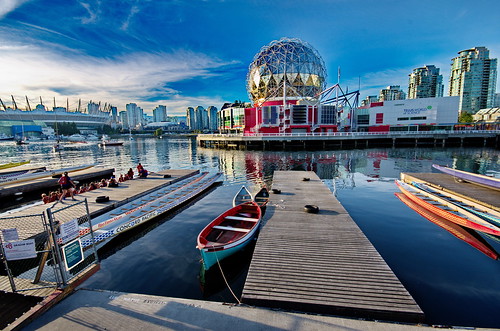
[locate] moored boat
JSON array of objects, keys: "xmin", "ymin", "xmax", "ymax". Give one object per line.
[
  {"xmin": 0, "ymin": 164, "xmax": 94, "ymax": 186},
  {"xmin": 254, "ymin": 186, "xmax": 270, "ymax": 208},
  {"xmin": 395, "ymin": 180, "xmax": 500, "ymax": 236},
  {"xmin": 432, "ymin": 164, "xmax": 500, "ymax": 190},
  {"xmin": 233, "ymin": 186, "xmax": 252, "ymax": 207},
  {"xmin": 197, "ymin": 201, "xmax": 262, "ymax": 271},
  {"xmin": 395, "ymin": 192, "xmax": 498, "ymax": 260},
  {"xmin": 412, "ymin": 181, "xmax": 500, "ymax": 226},
  {"xmin": 0, "ymin": 160, "xmax": 30, "ymax": 170}
]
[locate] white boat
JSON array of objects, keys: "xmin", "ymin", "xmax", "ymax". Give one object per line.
[
  {"xmin": 233, "ymin": 186, "xmax": 253, "ymax": 207},
  {"xmin": 67, "ymin": 134, "xmax": 87, "ymax": 142},
  {"xmin": 0, "ymin": 164, "xmax": 94, "ymax": 186}
]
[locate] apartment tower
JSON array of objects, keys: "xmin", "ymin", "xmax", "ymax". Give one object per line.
[{"xmin": 408, "ymin": 65, "xmax": 444, "ymax": 99}]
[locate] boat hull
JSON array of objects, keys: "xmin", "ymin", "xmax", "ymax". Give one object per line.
[
  {"xmin": 433, "ymin": 164, "xmax": 500, "ymax": 190},
  {"xmin": 199, "ymin": 232, "xmax": 257, "ymax": 270}
]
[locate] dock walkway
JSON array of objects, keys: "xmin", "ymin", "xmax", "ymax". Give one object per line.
[{"xmin": 242, "ymin": 171, "xmax": 424, "ymax": 323}]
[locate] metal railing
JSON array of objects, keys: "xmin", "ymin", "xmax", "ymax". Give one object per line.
[{"xmin": 199, "ymin": 129, "xmax": 500, "ymax": 138}]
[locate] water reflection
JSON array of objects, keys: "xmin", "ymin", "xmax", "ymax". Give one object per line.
[{"xmin": 2, "ymin": 138, "xmax": 500, "ymax": 327}]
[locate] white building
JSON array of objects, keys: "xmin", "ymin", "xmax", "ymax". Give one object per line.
[
  {"xmin": 153, "ymin": 105, "xmax": 167, "ymax": 122},
  {"xmin": 358, "ymin": 96, "xmax": 460, "ymax": 131}
]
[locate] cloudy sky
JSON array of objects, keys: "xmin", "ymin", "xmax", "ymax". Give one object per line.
[{"xmin": 1, "ymin": 0, "xmax": 499, "ymax": 115}]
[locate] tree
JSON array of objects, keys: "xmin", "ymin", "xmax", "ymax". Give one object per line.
[
  {"xmin": 154, "ymin": 128, "xmax": 163, "ymax": 137},
  {"xmin": 458, "ymin": 111, "xmax": 473, "ymax": 123}
]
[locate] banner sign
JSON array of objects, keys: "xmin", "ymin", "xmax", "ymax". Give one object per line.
[
  {"xmin": 3, "ymin": 239, "xmax": 37, "ymax": 261},
  {"xmin": 2, "ymin": 228, "xmax": 19, "ymax": 242}
]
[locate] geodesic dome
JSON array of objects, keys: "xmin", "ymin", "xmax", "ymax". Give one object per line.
[{"xmin": 247, "ymin": 37, "xmax": 327, "ymax": 106}]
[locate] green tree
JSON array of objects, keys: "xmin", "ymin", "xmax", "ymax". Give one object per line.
[
  {"xmin": 458, "ymin": 111, "xmax": 473, "ymax": 123},
  {"xmin": 154, "ymin": 128, "xmax": 163, "ymax": 137}
]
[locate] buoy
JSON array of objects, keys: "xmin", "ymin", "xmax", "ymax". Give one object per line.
[
  {"xmin": 302, "ymin": 177, "xmax": 310, "ymax": 181},
  {"xmin": 96, "ymin": 196, "xmax": 109, "ymax": 203},
  {"xmin": 304, "ymin": 205, "xmax": 319, "ymax": 213}
]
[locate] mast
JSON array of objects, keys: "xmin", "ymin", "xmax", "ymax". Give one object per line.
[
  {"xmin": 26, "ymin": 96, "xmax": 32, "ymax": 111},
  {"xmin": 40, "ymin": 96, "xmax": 43, "ymax": 105},
  {"xmin": 53, "ymin": 97, "xmax": 56, "ymax": 110},
  {"xmin": 78, "ymin": 99, "xmax": 81, "ymax": 112},
  {"xmin": 11, "ymin": 95, "xmax": 18, "ymax": 110},
  {"xmin": 66, "ymin": 98, "xmax": 69, "ymax": 112},
  {"xmin": 0, "ymin": 99, "xmax": 6, "ymax": 111}
]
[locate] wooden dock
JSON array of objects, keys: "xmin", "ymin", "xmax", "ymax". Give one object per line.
[
  {"xmin": 400, "ymin": 172, "xmax": 500, "ymax": 212},
  {"xmin": 0, "ymin": 167, "xmax": 115, "ymax": 201},
  {"xmin": 242, "ymin": 171, "xmax": 424, "ymax": 323}
]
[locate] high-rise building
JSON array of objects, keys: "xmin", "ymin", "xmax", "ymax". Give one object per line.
[
  {"xmin": 408, "ymin": 65, "xmax": 444, "ymax": 99},
  {"xmin": 207, "ymin": 106, "xmax": 218, "ymax": 131},
  {"xmin": 449, "ymin": 46, "xmax": 498, "ymax": 113},
  {"xmin": 126, "ymin": 103, "xmax": 143, "ymax": 128},
  {"xmin": 379, "ymin": 86, "xmax": 406, "ymax": 101},
  {"xmin": 153, "ymin": 105, "xmax": 167, "ymax": 122},
  {"xmin": 186, "ymin": 107, "xmax": 195, "ymax": 130},
  {"xmin": 361, "ymin": 96, "xmax": 378, "ymax": 106}
]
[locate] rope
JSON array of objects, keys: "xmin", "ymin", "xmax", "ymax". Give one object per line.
[{"xmin": 214, "ymin": 250, "xmax": 241, "ymax": 304}]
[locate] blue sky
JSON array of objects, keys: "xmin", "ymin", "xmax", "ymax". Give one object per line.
[{"xmin": 1, "ymin": 0, "xmax": 499, "ymax": 116}]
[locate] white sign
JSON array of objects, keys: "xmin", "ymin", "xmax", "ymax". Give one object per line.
[
  {"xmin": 2, "ymin": 228, "xmax": 19, "ymax": 242},
  {"xmin": 59, "ymin": 218, "xmax": 80, "ymax": 244},
  {"xmin": 2, "ymin": 239, "xmax": 37, "ymax": 261}
]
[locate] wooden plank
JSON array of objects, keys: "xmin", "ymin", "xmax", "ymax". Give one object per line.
[{"xmin": 242, "ymin": 171, "xmax": 424, "ymax": 323}]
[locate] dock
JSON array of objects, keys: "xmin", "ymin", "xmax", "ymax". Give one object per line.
[
  {"xmin": 0, "ymin": 167, "xmax": 115, "ymax": 203},
  {"xmin": 197, "ymin": 131, "xmax": 500, "ymax": 150},
  {"xmin": 400, "ymin": 172, "xmax": 500, "ymax": 212},
  {"xmin": 242, "ymin": 171, "xmax": 424, "ymax": 323}
]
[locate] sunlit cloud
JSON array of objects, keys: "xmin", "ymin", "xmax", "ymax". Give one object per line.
[
  {"xmin": 0, "ymin": 0, "xmax": 30, "ymax": 19},
  {"xmin": 0, "ymin": 45, "xmax": 237, "ymax": 115}
]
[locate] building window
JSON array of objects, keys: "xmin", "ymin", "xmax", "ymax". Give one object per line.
[
  {"xmin": 375, "ymin": 113, "xmax": 384, "ymax": 124},
  {"xmin": 410, "ymin": 116, "xmax": 427, "ymax": 120},
  {"xmin": 357, "ymin": 114, "xmax": 369, "ymax": 125},
  {"xmin": 397, "ymin": 117, "xmax": 409, "ymax": 121},
  {"xmin": 291, "ymin": 105, "xmax": 307, "ymax": 124},
  {"xmin": 262, "ymin": 106, "xmax": 278, "ymax": 125},
  {"xmin": 320, "ymin": 105, "xmax": 336, "ymax": 124}
]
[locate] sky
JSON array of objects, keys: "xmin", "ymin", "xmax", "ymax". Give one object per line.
[{"xmin": 0, "ymin": 0, "xmax": 499, "ymax": 116}]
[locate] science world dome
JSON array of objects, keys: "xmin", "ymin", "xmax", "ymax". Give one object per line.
[{"xmin": 246, "ymin": 37, "xmax": 327, "ymax": 106}]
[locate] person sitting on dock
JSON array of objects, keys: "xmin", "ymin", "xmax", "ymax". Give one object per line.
[
  {"xmin": 139, "ymin": 168, "xmax": 149, "ymax": 178},
  {"xmin": 118, "ymin": 174, "xmax": 125, "ymax": 182},
  {"xmin": 137, "ymin": 163, "xmax": 144, "ymax": 177},
  {"xmin": 58, "ymin": 172, "xmax": 76, "ymax": 202},
  {"xmin": 41, "ymin": 193, "xmax": 50, "ymax": 204},
  {"xmin": 108, "ymin": 176, "xmax": 119, "ymax": 187},
  {"xmin": 49, "ymin": 191, "xmax": 58, "ymax": 202},
  {"xmin": 100, "ymin": 178, "xmax": 108, "ymax": 187},
  {"xmin": 127, "ymin": 168, "xmax": 134, "ymax": 180}
]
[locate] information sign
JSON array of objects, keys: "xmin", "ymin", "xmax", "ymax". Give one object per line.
[
  {"xmin": 62, "ymin": 238, "xmax": 84, "ymax": 271},
  {"xmin": 2, "ymin": 239, "xmax": 36, "ymax": 261}
]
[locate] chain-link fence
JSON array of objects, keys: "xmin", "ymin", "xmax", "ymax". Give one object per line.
[
  {"xmin": 0, "ymin": 199, "xmax": 98, "ymax": 293},
  {"xmin": 0, "ymin": 213, "xmax": 59, "ymax": 293},
  {"xmin": 46, "ymin": 199, "xmax": 98, "ymax": 285}
]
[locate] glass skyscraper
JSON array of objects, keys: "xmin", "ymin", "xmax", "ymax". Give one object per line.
[
  {"xmin": 408, "ymin": 65, "xmax": 444, "ymax": 99},
  {"xmin": 449, "ymin": 47, "xmax": 497, "ymax": 113}
]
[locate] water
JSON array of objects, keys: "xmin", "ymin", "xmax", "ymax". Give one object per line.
[{"xmin": 2, "ymin": 137, "xmax": 500, "ymax": 327}]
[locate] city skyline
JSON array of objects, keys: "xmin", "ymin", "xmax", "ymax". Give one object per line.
[{"xmin": 1, "ymin": 0, "xmax": 499, "ymax": 116}]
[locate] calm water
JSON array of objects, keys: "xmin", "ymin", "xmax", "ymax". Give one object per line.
[{"xmin": 2, "ymin": 137, "xmax": 500, "ymax": 327}]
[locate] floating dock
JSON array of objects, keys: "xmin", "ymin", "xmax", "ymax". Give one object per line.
[
  {"xmin": 400, "ymin": 172, "xmax": 500, "ymax": 212},
  {"xmin": 242, "ymin": 171, "xmax": 424, "ymax": 323},
  {"xmin": 0, "ymin": 167, "xmax": 115, "ymax": 204}
]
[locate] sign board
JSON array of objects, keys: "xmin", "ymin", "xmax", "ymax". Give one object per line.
[
  {"xmin": 2, "ymin": 239, "xmax": 36, "ymax": 261},
  {"xmin": 59, "ymin": 218, "xmax": 79, "ymax": 244},
  {"xmin": 62, "ymin": 238, "xmax": 84, "ymax": 271},
  {"xmin": 2, "ymin": 228, "xmax": 19, "ymax": 242}
]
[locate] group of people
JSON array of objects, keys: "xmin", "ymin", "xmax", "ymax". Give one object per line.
[
  {"xmin": 41, "ymin": 172, "xmax": 120, "ymax": 204},
  {"xmin": 42, "ymin": 163, "xmax": 149, "ymax": 204}
]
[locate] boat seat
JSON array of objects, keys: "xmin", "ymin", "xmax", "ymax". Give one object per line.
[
  {"xmin": 225, "ymin": 216, "xmax": 259, "ymax": 222},
  {"xmin": 212, "ymin": 225, "xmax": 250, "ymax": 233}
]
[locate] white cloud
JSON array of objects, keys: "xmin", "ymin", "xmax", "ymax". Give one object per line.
[
  {"xmin": 0, "ymin": 44, "xmax": 234, "ymax": 115},
  {"xmin": 0, "ymin": 0, "xmax": 30, "ymax": 19}
]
